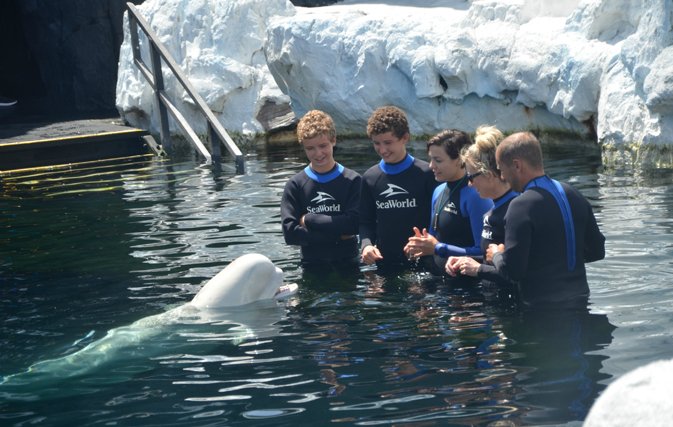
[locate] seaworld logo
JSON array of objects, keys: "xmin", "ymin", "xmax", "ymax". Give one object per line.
[
  {"xmin": 311, "ymin": 192, "xmax": 336, "ymax": 204},
  {"xmin": 482, "ymin": 215, "xmax": 492, "ymax": 239},
  {"xmin": 376, "ymin": 198, "xmax": 417, "ymax": 209},
  {"xmin": 443, "ymin": 201, "xmax": 457, "ymax": 214},
  {"xmin": 307, "ymin": 204, "xmax": 341, "ymax": 213},
  {"xmin": 380, "ymin": 184, "xmax": 409, "ymax": 198}
]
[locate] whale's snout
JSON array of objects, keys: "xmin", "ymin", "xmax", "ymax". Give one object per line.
[{"xmin": 190, "ymin": 254, "xmax": 297, "ymax": 308}]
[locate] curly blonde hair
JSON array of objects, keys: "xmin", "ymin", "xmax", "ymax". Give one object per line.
[
  {"xmin": 366, "ymin": 106, "xmax": 409, "ymax": 139},
  {"xmin": 297, "ymin": 110, "xmax": 336, "ymax": 143},
  {"xmin": 460, "ymin": 125, "xmax": 504, "ymax": 176}
]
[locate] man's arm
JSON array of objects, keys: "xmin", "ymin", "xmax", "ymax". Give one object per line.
[
  {"xmin": 358, "ymin": 178, "xmax": 377, "ymax": 249},
  {"xmin": 281, "ymin": 180, "xmax": 340, "ymax": 246},
  {"xmin": 491, "ymin": 199, "xmax": 532, "ymax": 283},
  {"xmin": 583, "ymin": 202, "xmax": 606, "ymax": 263}
]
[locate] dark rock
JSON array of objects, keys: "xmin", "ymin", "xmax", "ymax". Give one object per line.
[
  {"xmin": 256, "ymin": 101, "xmax": 299, "ymax": 133},
  {"xmin": 1, "ymin": 0, "xmax": 143, "ymax": 114},
  {"xmin": 290, "ymin": 0, "xmax": 342, "ymax": 6}
]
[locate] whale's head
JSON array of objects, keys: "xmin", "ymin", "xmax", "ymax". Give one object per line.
[{"xmin": 190, "ymin": 253, "xmax": 296, "ymax": 308}]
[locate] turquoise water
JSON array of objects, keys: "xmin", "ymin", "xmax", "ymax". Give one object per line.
[{"xmin": 1, "ymin": 139, "xmax": 672, "ymax": 426}]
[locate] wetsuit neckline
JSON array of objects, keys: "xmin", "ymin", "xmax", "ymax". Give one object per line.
[
  {"xmin": 379, "ymin": 154, "xmax": 414, "ymax": 175},
  {"xmin": 493, "ymin": 189, "xmax": 518, "ymax": 210},
  {"xmin": 305, "ymin": 163, "xmax": 344, "ymax": 183}
]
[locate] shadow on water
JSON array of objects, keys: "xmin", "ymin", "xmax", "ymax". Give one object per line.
[{"xmin": 1, "ymin": 138, "xmax": 671, "ymax": 427}]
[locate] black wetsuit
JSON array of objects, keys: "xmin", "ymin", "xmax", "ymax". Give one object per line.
[
  {"xmin": 281, "ymin": 163, "xmax": 361, "ymax": 264},
  {"xmin": 428, "ymin": 175, "xmax": 493, "ymax": 275},
  {"xmin": 359, "ymin": 154, "xmax": 438, "ymax": 265},
  {"xmin": 491, "ymin": 176, "xmax": 605, "ymax": 308},
  {"xmin": 476, "ymin": 190, "xmax": 518, "ymax": 287}
]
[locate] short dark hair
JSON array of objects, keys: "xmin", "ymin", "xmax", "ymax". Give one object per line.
[
  {"xmin": 427, "ymin": 129, "xmax": 472, "ymax": 160},
  {"xmin": 367, "ymin": 106, "xmax": 410, "ymax": 139},
  {"xmin": 497, "ymin": 132, "xmax": 544, "ymax": 170}
]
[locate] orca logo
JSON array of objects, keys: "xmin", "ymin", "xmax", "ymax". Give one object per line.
[
  {"xmin": 380, "ymin": 184, "xmax": 409, "ymax": 198},
  {"xmin": 483, "ymin": 215, "xmax": 491, "ymax": 227},
  {"xmin": 311, "ymin": 192, "xmax": 336, "ymax": 204}
]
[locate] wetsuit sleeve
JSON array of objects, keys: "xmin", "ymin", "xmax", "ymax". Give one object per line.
[
  {"xmin": 583, "ymin": 203, "xmax": 606, "ymax": 263},
  {"xmin": 304, "ymin": 175, "xmax": 361, "ymax": 235},
  {"xmin": 281, "ymin": 179, "xmax": 340, "ymax": 246},
  {"xmin": 359, "ymin": 177, "xmax": 377, "ymax": 249},
  {"xmin": 477, "ymin": 263, "xmax": 506, "ymax": 282},
  {"xmin": 491, "ymin": 198, "xmax": 532, "ymax": 283}
]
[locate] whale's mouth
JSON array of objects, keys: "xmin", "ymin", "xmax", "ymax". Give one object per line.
[{"xmin": 274, "ymin": 283, "xmax": 298, "ymax": 300}]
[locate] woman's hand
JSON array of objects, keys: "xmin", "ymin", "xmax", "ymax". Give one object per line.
[
  {"xmin": 486, "ymin": 243, "xmax": 505, "ymax": 263},
  {"xmin": 446, "ymin": 256, "xmax": 461, "ymax": 276},
  {"xmin": 405, "ymin": 227, "xmax": 438, "ymax": 258}
]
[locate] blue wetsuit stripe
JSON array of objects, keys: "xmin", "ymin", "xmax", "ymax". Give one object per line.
[
  {"xmin": 379, "ymin": 154, "xmax": 415, "ymax": 175},
  {"xmin": 525, "ymin": 176, "xmax": 576, "ymax": 271},
  {"xmin": 304, "ymin": 163, "xmax": 345, "ymax": 183}
]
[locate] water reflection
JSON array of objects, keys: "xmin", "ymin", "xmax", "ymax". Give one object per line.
[{"xmin": 0, "ymin": 142, "xmax": 671, "ymax": 427}]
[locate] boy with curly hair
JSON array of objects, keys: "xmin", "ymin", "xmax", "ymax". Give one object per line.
[
  {"xmin": 359, "ymin": 106, "xmax": 438, "ymax": 268},
  {"xmin": 281, "ymin": 110, "xmax": 362, "ymax": 271}
]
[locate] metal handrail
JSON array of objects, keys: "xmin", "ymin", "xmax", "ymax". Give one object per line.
[{"xmin": 126, "ymin": 2, "xmax": 245, "ymax": 174}]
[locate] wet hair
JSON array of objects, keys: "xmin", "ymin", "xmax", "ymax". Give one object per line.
[
  {"xmin": 366, "ymin": 106, "xmax": 410, "ymax": 139},
  {"xmin": 426, "ymin": 129, "xmax": 472, "ymax": 160},
  {"xmin": 460, "ymin": 125, "xmax": 504, "ymax": 176},
  {"xmin": 497, "ymin": 132, "xmax": 544, "ymax": 171},
  {"xmin": 297, "ymin": 110, "xmax": 336, "ymax": 143}
]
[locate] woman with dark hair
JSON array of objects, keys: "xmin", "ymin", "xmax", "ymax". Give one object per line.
[{"xmin": 404, "ymin": 129, "xmax": 492, "ymax": 276}]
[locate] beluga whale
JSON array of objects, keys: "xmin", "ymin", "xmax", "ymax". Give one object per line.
[{"xmin": 0, "ymin": 253, "xmax": 298, "ymax": 399}]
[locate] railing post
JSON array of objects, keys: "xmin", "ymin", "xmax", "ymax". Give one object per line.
[
  {"xmin": 208, "ymin": 122, "xmax": 222, "ymax": 165},
  {"xmin": 126, "ymin": 2, "xmax": 245, "ymax": 173},
  {"xmin": 149, "ymin": 43, "xmax": 172, "ymax": 154}
]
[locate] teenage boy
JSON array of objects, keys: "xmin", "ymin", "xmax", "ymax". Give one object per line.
[
  {"xmin": 359, "ymin": 106, "xmax": 438, "ymax": 267},
  {"xmin": 281, "ymin": 110, "xmax": 362, "ymax": 271}
]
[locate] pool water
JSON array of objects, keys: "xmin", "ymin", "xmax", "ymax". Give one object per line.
[{"xmin": 1, "ymin": 139, "xmax": 672, "ymax": 427}]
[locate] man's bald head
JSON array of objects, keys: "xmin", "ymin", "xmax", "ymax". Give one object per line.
[{"xmin": 496, "ymin": 132, "xmax": 544, "ymax": 172}]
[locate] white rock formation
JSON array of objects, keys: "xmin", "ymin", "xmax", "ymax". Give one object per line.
[
  {"xmin": 265, "ymin": 0, "xmax": 673, "ymax": 166},
  {"xmin": 115, "ymin": 0, "xmax": 673, "ymax": 166},
  {"xmin": 116, "ymin": 0, "xmax": 295, "ymax": 135},
  {"xmin": 583, "ymin": 357, "xmax": 673, "ymax": 427}
]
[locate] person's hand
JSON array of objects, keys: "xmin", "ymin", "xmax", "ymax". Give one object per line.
[
  {"xmin": 404, "ymin": 227, "xmax": 423, "ymax": 260},
  {"xmin": 406, "ymin": 228, "xmax": 437, "ymax": 258},
  {"xmin": 446, "ymin": 256, "xmax": 461, "ymax": 276},
  {"xmin": 486, "ymin": 243, "xmax": 505, "ymax": 263},
  {"xmin": 299, "ymin": 215, "xmax": 306, "ymax": 228},
  {"xmin": 341, "ymin": 235, "xmax": 355, "ymax": 240},
  {"xmin": 457, "ymin": 257, "xmax": 480, "ymax": 277},
  {"xmin": 362, "ymin": 245, "xmax": 383, "ymax": 265}
]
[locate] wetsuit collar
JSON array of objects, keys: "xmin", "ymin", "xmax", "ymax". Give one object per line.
[
  {"xmin": 379, "ymin": 154, "xmax": 414, "ymax": 175},
  {"xmin": 524, "ymin": 175, "xmax": 576, "ymax": 271},
  {"xmin": 305, "ymin": 163, "xmax": 344, "ymax": 183},
  {"xmin": 493, "ymin": 189, "xmax": 518, "ymax": 210}
]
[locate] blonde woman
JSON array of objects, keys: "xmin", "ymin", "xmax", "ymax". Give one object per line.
[{"xmin": 445, "ymin": 126, "xmax": 517, "ymax": 287}]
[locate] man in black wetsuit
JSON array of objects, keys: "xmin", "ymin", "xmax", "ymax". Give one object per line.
[{"xmin": 486, "ymin": 132, "xmax": 606, "ymax": 308}]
